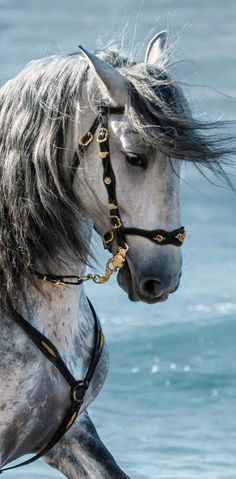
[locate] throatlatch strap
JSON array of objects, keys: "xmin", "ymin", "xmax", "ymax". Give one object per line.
[{"xmin": 0, "ymin": 298, "xmax": 104, "ymax": 474}]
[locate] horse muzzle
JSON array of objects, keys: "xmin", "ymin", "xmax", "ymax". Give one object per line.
[{"xmin": 118, "ymin": 245, "xmax": 183, "ymax": 304}]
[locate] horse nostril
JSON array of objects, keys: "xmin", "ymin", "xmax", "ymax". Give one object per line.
[{"xmin": 140, "ymin": 278, "xmax": 163, "ymax": 298}]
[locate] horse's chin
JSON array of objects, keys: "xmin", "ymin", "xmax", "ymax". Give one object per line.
[{"xmin": 117, "ymin": 262, "xmax": 170, "ymax": 304}]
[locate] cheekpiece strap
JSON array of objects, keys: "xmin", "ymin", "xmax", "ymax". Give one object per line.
[
  {"xmin": 97, "ymin": 106, "xmax": 127, "ymax": 250},
  {"xmin": 73, "ymin": 103, "xmax": 186, "ymax": 255}
]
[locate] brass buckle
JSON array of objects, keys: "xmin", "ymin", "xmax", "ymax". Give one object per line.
[
  {"xmin": 103, "ymin": 231, "xmax": 114, "ymax": 249},
  {"xmin": 97, "ymin": 128, "xmax": 108, "ymax": 143},
  {"xmin": 111, "ymin": 215, "xmax": 122, "ymax": 229},
  {"xmin": 79, "ymin": 131, "xmax": 93, "ymax": 147}
]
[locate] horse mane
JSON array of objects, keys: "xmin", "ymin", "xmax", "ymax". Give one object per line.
[
  {"xmin": 0, "ymin": 53, "xmax": 93, "ymax": 311},
  {"xmin": 0, "ymin": 47, "xmax": 234, "ymax": 312}
]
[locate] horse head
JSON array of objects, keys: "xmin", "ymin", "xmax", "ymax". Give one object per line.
[
  {"xmin": 75, "ymin": 32, "xmax": 183, "ymax": 304},
  {"xmin": 0, "ymin": 32, "xmax": 230, "ymax": 310}
]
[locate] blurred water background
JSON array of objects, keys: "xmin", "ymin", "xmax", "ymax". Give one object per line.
[{"xmin": 0, "ymin": 0, "xmax": 236, "ymax": 478}]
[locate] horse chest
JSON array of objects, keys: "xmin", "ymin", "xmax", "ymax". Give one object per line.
[
  {"xmin": 0, "ymin": 312, "xmax": 108, "ymax": 464},
  {"xmin": 0, "ymin": 335, "xmax": 70, "ymax": 459}
]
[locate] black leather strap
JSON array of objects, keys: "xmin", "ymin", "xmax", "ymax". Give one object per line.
[
  {"xmin": 0, "ymin": 298, "xmax": 103, "ymax": 474},
  {"xmin": 97, "ymin": 107, "xmax": 127, "ymax": 249},
  {"xmin": 122, "ymin": 226, "xmax": 186, "ymax": 246},
  {"xmin": 70, "ymin": 103, "xmax": 186, "ymax": 252}
]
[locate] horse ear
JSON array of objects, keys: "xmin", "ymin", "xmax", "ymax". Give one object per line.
[
  {"xmin": 79, "ymin": 46, "xmax": 128, "ymax": 106},
  {"xmin": 145, "ymin": 31, "xmax": 168, "ymax": 65}
]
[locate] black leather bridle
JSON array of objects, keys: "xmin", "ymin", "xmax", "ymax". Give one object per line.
[
  {"xmin": 0, "ymin": 103, "xmax": 186, "ymax": 474},
  {"xmin": 72, "ymin": 103, "xmax": 186, "ymax": 255}
]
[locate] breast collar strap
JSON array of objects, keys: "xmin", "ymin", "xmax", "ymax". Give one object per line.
[
  {"xmin": 0, "ymin": 299, "xmax": 104, "ymax": 474},
  {"xmin": 73, "ymin": 103, "xmax": 186, "ymax": 253}
]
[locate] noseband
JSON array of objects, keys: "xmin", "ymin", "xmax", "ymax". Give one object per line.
[{"xmin": 73, "ymin": 103, "xmax": 186, "ymax": 252}]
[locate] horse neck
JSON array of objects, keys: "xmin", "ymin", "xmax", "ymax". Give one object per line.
[
  {"xmin": 19, "ymin": 233, "xmax": 95, "ymax": 377},
  {"xmin": 16, "ymin": 89, "xmax": 100, "ymax": 373}
]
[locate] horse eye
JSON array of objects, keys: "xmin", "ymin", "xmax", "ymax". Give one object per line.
[{"xmin": 126, "ymin": 153, "xmax": 146, "ymax": 168}]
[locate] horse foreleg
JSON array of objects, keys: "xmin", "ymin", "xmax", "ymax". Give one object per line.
[{"xmin": 43, "ymin": 411, "xmax": 131, "ymax": 479}]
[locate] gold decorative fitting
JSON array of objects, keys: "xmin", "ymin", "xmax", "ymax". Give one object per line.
[
  {"xmin": 100, "ymin": 332, "xmax": 104, "ymax": 348},
  {"xmin": 42, "ymin": 274, "xmax": 67, "ymax": 288},
  {"xmin": 175, "ymin": 232, "xmax": 186, "ymax": 243},
  {"xmin": 153, "ymin": 234, "xmax": 165, "ymax": 243},
  {"xmin": 111, "ymin": 215, "xmax": 122, "ymax": 229},
  {"xmin": 66, "ymin": 412, "xmax": 78, "ymax": 430},
  {"xmin": 104, "ymin": 177, "xmax": 112, "ymax": 185},
  {"xmin": 108, "ymin": 203, "xmax": 118, "ymax": 210},
  {"xmin": 97, "ymin": 128, "xmax": 108, "ymax": 143},
  {"xmin": 41, "ymin": 341, "xmax": 57, "ymax": 358},
  {"xmin": 99, "ymin": 151, "xmax": 109, "ymax": 159},
  {"xmin": 79, "ymin": 131, "xmax": 93, "ymax": 147},
  {"xmin": 51, "ymin": 280, "xmax": 68, "ymax": 288}
]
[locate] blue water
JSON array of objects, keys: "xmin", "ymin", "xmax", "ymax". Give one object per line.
[{"xmin": 0, "ymin": 1, "xmax": 236, "ymax": 478}]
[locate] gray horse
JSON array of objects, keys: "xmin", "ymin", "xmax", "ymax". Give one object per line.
[{"xmin": 0, "ymin": 32, "xmax": 232, "ymax": 478}]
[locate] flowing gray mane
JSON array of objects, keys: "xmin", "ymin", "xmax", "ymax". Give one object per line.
[{"xmin": 0, "ymin": 48, "xmax": 233, "ymax": 313}]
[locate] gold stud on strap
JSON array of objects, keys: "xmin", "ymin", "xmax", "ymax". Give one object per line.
[
  {"xmin": 97, "ymin": 128, "xmax": 108, "ymax": 143},
  {"xmin": 104, "ymin": 177, "xmax": 112, "ymax": 185},
  {"xmin": 175, "ymin": 232, "xmax": 186, "ymax": 243},
  {"xmin": 41, "ymin": 341, "xmax": 57, "ymax": 358},
  {"xmin": 108, "ymin": 203, "xmax": 118, "ymax": 210},
  {"xmin": 99, "ymin": 151, "xmax": 109, "ymax": 159},
  {"xmin": 52, "ymin": 280, "xmax": 68, "ymax": 288},
  {"xmin": 100, "ymin": 332, "xmax": 104, "ymax": 348},
  {"xmin": 153, "ymin": 234, "xmax": 165, "ymax": 243},
  {"xmin": 66, "ymin": 411, "xmax": 78, "ymax": 430}
]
